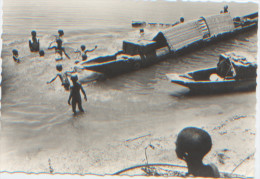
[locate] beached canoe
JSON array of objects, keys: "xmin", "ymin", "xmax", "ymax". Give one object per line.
[
  {"xmin": 76, "ymin": 11, "xmax": 257, "ymax": 77},
  {"xmin": 75, "ymin": 53, "xmax": 143, "ymax": 76},
  {"xmin": 166, "ymin": 68, "xmax": 256, "ymax": 93},
  {"xmin": 166, "ymin": 51, "xmax": 257, "ymax": 93}
]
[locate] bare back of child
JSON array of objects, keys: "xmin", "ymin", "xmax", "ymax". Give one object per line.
[{"xmin": 47, "ymin": 64, "xmax": 70, "ymax": 91}]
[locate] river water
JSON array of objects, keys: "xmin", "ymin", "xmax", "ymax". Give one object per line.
[{"xmin": 0, "ymin": 0, "xmax": 258, "ymax": 176}]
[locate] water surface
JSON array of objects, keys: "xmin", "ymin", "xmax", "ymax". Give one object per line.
[{"xmin": 0, "ymin": 0, "xmax": 258, "ymax": 175}]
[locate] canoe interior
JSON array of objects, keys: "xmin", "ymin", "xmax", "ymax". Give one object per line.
[{"xmin": 187, "ymin": 67, "xmax": 217, "ymax": 81}]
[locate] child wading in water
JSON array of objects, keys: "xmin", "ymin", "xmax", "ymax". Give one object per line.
[
  {"xmin": 48, "ymin": 30, "xmax": 70, "ymax": 61},
  {"xmin": 47, "ymin": 64, "xmax": 70, "ymax": 91},
  {"xmin": 29, "ymin": 30, "xmax": 40, "ymax": 52},
  {"xmin": 74, "ymin": 45, "xmax": 97, "ymax": 63},
  {"xmin": 68, "ymin": 75, "xmax": 87, "ymax": 114},
  {"xmin": 56, "ymin": 29, "xmax": 64, "ymax": 41},
  {"xmin": 48, "ymin": 39, "xmax": 70, "ymax": 61},
  {"xmin": 12, "ymin": 49, "xmax": 20, "ymax": 63}
]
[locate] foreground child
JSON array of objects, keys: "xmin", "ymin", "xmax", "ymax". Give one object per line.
[
  {"xmin": 175, "ymin": 127, "xmax": 220, "ymax": 178},
  {"xmin": 68, "ymin": 75, "xmax": 87, "ymax": 114}
]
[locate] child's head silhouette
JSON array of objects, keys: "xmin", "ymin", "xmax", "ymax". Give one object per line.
[{"xmin": 56, "ymin": 64, "xmax": 63, "ymax": 72}]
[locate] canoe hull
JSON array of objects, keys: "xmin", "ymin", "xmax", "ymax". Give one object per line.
[
  {"xmin": 82, "ymin": 58, "xmax": 142, "ymax": 77},
  {"xmin": 167, "ymin": 68, "xmax": 256, "ymax": 93}
]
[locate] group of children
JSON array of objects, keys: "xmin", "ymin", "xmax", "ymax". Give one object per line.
[
  {"xmin": 12, "ymin": 29, "xmax": 98, "ymax": 115},
  {"xmin": 11, "ymin": 28, "xmax": 223, "ymax": 177}
]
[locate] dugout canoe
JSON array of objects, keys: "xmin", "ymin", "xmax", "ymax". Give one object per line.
[
  {"xmin": 166, "ymin": 51, "xmax": 257, "ymax": 93},
  {"xmin": 77, "ymin": 12, "xmax": 258, "ymax": 76}
]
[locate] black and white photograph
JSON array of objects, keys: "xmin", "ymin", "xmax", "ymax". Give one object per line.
[{"xmin": 0, "ymin": 0, "xmax": 259, "ymax": 178}]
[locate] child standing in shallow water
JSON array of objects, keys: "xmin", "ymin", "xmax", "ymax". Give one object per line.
[
  {"xmin": 48, "ymin": 39, "xmax": 70, "ymax": 61},
  {"xmin": 68, "ymin": 75, "xmax": 87, "ymax": 114},
  {"xmin": 29, "ymin": 30, "xmax": 40, "ymax": 52}
]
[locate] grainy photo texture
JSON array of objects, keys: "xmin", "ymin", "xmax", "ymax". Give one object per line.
[{"xmin": 0, "ymin": 0, "xmax": 258, "ymax": 178}]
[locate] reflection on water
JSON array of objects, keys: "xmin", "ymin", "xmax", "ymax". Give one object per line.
[{"xmin": 0, "ymin": 0, "xmax": 258, "ymax": 175}]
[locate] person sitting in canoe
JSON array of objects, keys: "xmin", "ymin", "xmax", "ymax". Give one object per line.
[
  {"xmin": 48, "ymin": 38, "xmax": 70, "ymax": 61},
  {"xmin": 220, "ymin": 5, "xmax": 228, "ymax": 14},
  {"xmin": 139, "ymin": 29, "xmax": 145, "ymax": 39},
  {"xmin": 29, "ymin": 30, "xmax": 40, "ymax": 52},
  {"xmin": 216, "ymin": 55, "xmax": 234, "ymax": 79},
  {"xmin": 47, "ymin": 64, "xmax": 70, "ymax": 91},
  {"xmin": 172, "ymin": 17, "xmax": 185, "ymax": 27},
  {"xmin": 224, "ymin": 5, "xmax": 228, "ymax": 13},
  {"xmin": 175, "ymin": 127, "xmax": 220, "ymax": 178},
  {"xmin": 74, "ymin": 45, "xmax": 97, "ymax": 62},
  {"xmin": 12, "ymin": 49, "xmax": 20, "ymax": 63}
]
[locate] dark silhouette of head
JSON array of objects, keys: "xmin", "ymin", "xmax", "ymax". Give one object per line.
[
  {"xmin": 175, "ymin": 127, "xmax": 220, "ymax": 178},
  {"xmin": 56, "ymin": 64, "xmax": 63, "ymax": 72},
  {"xmin": 224, "ymin": 5, "xmax": 228, "ymax": 10},
  {"xmin": 39, "ymin": 50, "xmax": 45, "ymax": 57},
  {"xmin": 176, "ymin": 127, "xmax": 212, "ymax": 162},
  {"xmin": 12, "ymin": 49, "xmax": 18, "ymax": 56},
  {"xmin": 234, "ymin": 17, "xmax": 241, "ymax": 22},
  {"xmin": 81, "ymin": 45, "xmax": 86, "ymax": 51},
  {"xmin": 140, "ymin": 29, "xmax": 144, "ymax": 33},
  {"xmin": 180, "ymin": 17, "xmax": 184, "ymax": 23},
  {"xmin": 71, "ymin": 75, "xmax": 78, "ymax": 83},
  {"xmin": 31, "ymin": 30, "xmax": 37, "ymax": 37},
  {"xmin": 58, "ymin": 29, "xmax": 64, "ymax": 36}
]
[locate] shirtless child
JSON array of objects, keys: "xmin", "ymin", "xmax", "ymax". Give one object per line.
[
  {"xmin": 68, "ymin": 75, "xmax": 87, "ymax": 114},
  {"xmin": 29, "ymin": 30, "xmax": 40, "ymax": 52},
  {"xmin": 74, "ymin": 45, "xmax": 97, "ymax": 62},
  {"xmin": 51, "ymin": 29, "xmax": 64, "ymax": 42},
  {"xmin": 56, "ymin": 29, "xmax": 64, "ymax": 41},
  {"xmin": 48, "ymin": 39, "xmax": 70, "ymax": 61},
  {"xmin": 175, "ymin": 127, "xmax": 220, "ymax": 178},
  {"xmin": 47, "ymin": 64, "xmax": 70, "ymax": 91}
]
